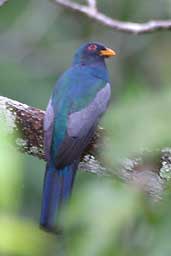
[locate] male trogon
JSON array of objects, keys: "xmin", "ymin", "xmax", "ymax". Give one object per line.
[{"xmin": 40, "ymin": 42, "xmax": 116, "ymax": 230}]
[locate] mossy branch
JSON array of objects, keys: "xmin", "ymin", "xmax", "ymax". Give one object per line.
[{"xmin": 0, "ymin": 95, "xmax": 170, "ymax": 200}]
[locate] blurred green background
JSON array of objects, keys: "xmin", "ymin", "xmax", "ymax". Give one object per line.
[{"xmin": 0, "ymin": 0, "xmax": 171, "ymax": 255}]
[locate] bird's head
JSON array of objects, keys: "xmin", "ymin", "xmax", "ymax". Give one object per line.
[{"xmin": 73, "ymin": 42, "xmax": 116, "ymax": 65}]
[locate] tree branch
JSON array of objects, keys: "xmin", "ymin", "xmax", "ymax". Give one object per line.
[
  {"xmin": 0, "ymin": 95, "xmax": 104, "ymax": 168},
  {"xmin": 86, "ymin": 0, "xmax": 96, "ymax": 11},
  {"xmin": 54, "ymin": 0, "xmax": 171, "ymax": 34},
  {"xmin": 0, "ymin": 95, "xmax": 170, "ymax": 199}
]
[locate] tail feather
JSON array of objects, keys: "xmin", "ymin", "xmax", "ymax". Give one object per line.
[
  {"xmin": 40, "ymin": 162, "xmax": 78, "ymax": 229},
  {"xmin": 61, "ymin": 164, "xmax": 77, "ymax": 202}
]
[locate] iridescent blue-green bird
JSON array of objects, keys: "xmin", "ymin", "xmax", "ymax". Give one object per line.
[{"xmin": 40, "ymin": 42, "xmax": 116, "ymax": 230}]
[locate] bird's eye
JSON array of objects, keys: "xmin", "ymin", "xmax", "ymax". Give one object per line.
[{"xmin": 87, "ymin": 44, "xmax": 97, "ymax": 51}]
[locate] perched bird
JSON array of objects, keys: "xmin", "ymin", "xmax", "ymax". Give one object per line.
[{"xmin": 40, "ymin": 42, "xmax": 116, "ymax": 230}]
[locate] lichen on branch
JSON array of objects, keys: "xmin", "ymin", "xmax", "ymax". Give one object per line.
[{"xmin": 1, "ymin": 95, "xmax": 171, "ymax": 199}]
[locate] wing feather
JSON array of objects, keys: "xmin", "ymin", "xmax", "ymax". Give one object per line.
[
  {"xmin": 55, "ymin": 83, "xmax": 111, "ymax": 168},
  {"xmin": 44, "ymin": 98, "xmax": 55, "ymax": 161}
]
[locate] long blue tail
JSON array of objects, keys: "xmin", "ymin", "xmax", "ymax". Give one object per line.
[{"xmin": 40, "ymin": 162, "xmax": 77, "ymax": 230}]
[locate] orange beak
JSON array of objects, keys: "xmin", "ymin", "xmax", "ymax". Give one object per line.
[{"xmin": 99, "ymin": 48, "xmax": 116, "ymax": 57}]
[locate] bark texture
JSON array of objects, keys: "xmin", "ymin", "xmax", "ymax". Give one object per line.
[{"xmin": 0, "ymin": 95, "xmax": 170, "ymax": 200}]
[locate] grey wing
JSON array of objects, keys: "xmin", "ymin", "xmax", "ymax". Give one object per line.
[
  {"xmin": 55, "ymin": 124, "xmax": 97, "ymax": 168},
  {"xmin": 44, "ymin": 98, "xmax": 55, "ymax": 161},
  {"xmin": 55, "ymin": 83, "xmax": 111, "ymax": 168},
  {"xmin": 68, "ymin": 83, "xmax": 111, "ymax": 137}
]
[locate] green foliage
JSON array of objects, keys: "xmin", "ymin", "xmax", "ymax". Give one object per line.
[
  {"xmin": 0, "ymin": 216, "xmax": 57, "ymax": 256},
  {"xmin": 102, "ymin": 88, "xmax": 171, "ymax": 167},
  {"xmin": 61, "ymin": 180, "xmax": 139, "ymax": 256},
  {"xmin": 0, "ymin": 121, "xmax": 60, "ymax": 256},
  {"xmin": 0, "ymin": 121, "xmax": 21, "ymax": 211},
  {"xmin": 60, "ymin": 181, "xmax": 171, "ymax": 256}
]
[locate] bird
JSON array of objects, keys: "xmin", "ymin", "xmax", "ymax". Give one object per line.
[{"xmin": 40, "ymin": 42, "xmax": 116, "ymax": 231}]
